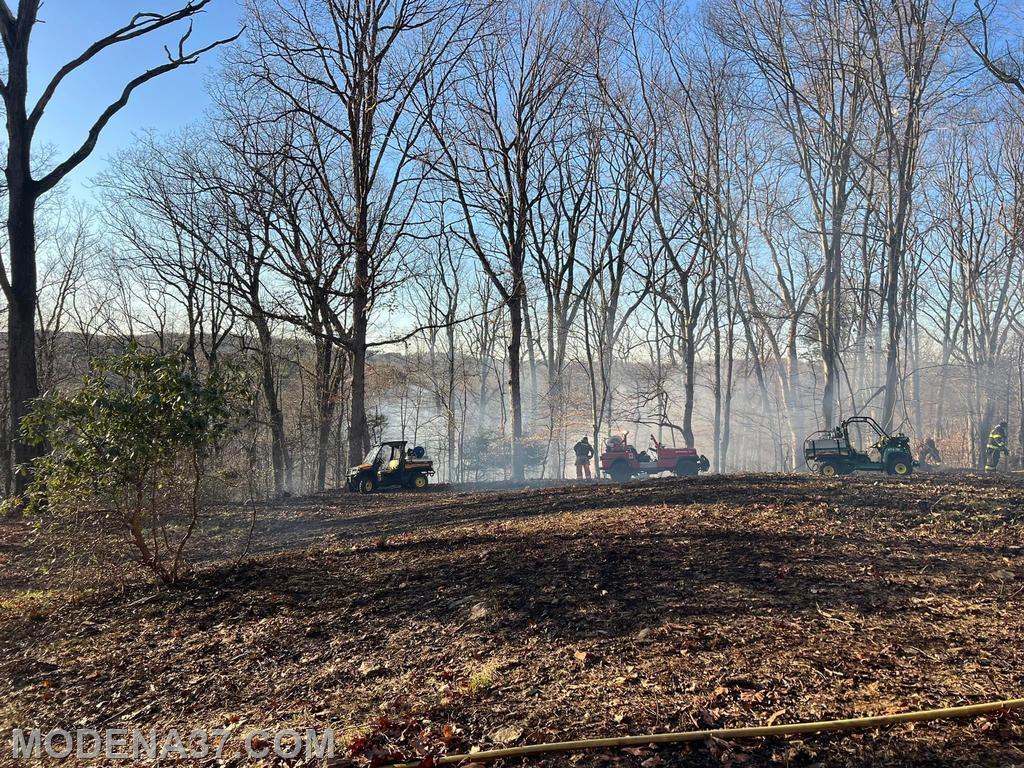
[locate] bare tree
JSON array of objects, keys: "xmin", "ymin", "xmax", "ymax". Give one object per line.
[
  {"xmin": 35, "ymin": 198, "xmax": 105, "ymax": 392},
  {"xmin": 0, "ymin": 0, "xmax": 237, "ymax": 492},
  {"xmin": 210, "ymin": 95, "xmax": 300, "ymax": 498},
  {"xmin": 259, "ymin": 116, "xmax": 352, "ymax": 492},
  {"xmin": 718, "ymin": 0, "xmax": 871, "ymax": 429},
  {"xmin": 243, "ymin": 0, "xmax": 477, "ymax": 470},
  {"xmin": 855, "ymin": 0, "xmax": 953, "ymax": 429},
  {"xmin": 528, "ymin": 96, "xmax": 606, "ymax": 476},
  {"xmin": 923, "ymin": 118, "xmax": 1023, "ymax": 466},
  {"xmin": 598, "ymin": 2, "xmax": 714, "ymax": 449},
  {"xmin": 427, "ymin": 0, "xmax": 582, "ymax": 479},
  {"xmin": 99, "ymin": 133, "xmax": 235, "ymax": 371},
  {"xmin": 411, "ymin": 216, "xmax": 466, "ymax": 481}
]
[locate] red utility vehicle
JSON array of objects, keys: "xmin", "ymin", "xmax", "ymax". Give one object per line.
[{"xmin": 600, "ymin": 433, "xmax": 710, "ymax": 482}]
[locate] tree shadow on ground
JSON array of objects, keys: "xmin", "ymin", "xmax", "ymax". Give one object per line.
[
  {"xmin": 195, "ymin": 507, "xmax": 1018, "ymax": 647},
  {"xmin": 238, "ymin": 472, "xmax": 1024, "ymax": 556}
]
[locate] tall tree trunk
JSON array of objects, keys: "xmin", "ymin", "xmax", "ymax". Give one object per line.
[
  {"xmin": 254, "ymin": 313, "xmax": 292, "ymax": 497},
  {"xmin": 880, "ymin": 183, "xmax": 914, "ymax": 429},
  {"xmin": 508, "ymin": 288, "xmax": 525, "ymax": 481},
  {"xmin": 786, "ymin": 326, "xmax": 804, "ymax": 470},
  {"xmin": 348, "ymin": 226, "xmax": 370, "ymax": 466},
  {"xmin": 721, "ymin": 282, "xmax": 736, "ymax": 472},
  {"xmin": 601, "ymin": 313, "xmax": 614, "ymax": 436},
  {"xmin": 682, "ymin": 323, "xmax": 696, "ymax": 449},
  {"xmin": 820, "ymin": 235, "xmax": 842, "ymax": 428},
  {"xmin": 315, "ymin": 338, "xmax": 336, "ymax": 492},
  {"xmin": 348, "ymin": 332, "xmax": 368, "ymax": 468},
  {"xmin": 4, "ymin": 18, "xmax": 40, "ymax": 495},
  {"xmin": 522, "ymin": 293, "xmax": 538, "ymax": 423},
  {"xmin": 316, "ymin": 402, "xmax": 334, "ymax": 492},
  {"xmin": 0, "ymin": 417, "xmax": 10, "ymax": 500},
  {"xmin": 7, "ymin": 183, "xmax": 40, "ymax": 496},
  {"xmin": 446, "ymin": 320, "xmax": 457, "ymax": 483}
]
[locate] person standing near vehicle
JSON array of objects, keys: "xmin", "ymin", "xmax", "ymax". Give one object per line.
[
  {"xmin": 573, "ymin": 436, "xmax": 594, "ymax": 479},
  {"xmin": 918, "ymin": 437, "xmax": 942, "ymax": 467},
  {"xmin": 986, "ymin": 421, "xmax": 1009, "ymax": 472}
]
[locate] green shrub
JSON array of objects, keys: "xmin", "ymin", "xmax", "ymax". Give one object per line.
[{"xmin": 17, "ymin": 346, "xmax": 244, "ymax": 585}]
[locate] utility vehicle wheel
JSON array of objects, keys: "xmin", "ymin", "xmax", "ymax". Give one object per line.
[
  {"xmin": 412, "ymin": 473, "xmax": 429, "ymax": 490},
  {"xmin": 818, "ymin": 461, "xmax": 839, "ymax": 478},
  {"xmin": 608, "ymin": 460, "xmax": 632, "ymax": 483},
  {"xmin": 888, "ymin": 458, "xmax": 912, "ymax": 476},
  {"xmin": 358, "ymin": 477, "xmax": 376, "ymax": 494},
  {"xmin": 674, "ymin": 459, "xmax": 698, "ymax": 477}
]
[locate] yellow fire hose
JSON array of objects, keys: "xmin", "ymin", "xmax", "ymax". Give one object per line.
[{"xmin": 389, "ymin": 697, "xmax": 1024, "ymax": 767}]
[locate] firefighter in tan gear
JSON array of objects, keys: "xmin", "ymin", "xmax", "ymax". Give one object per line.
[
  {"xmin": 985, "ymin": 421, "xmax": 1009, "ymax": 472},
  {"xmin": 573, "ymin": 436, "xmax": 594, "ymax": 479}
]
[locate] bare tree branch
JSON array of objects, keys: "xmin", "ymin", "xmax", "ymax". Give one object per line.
[
  {"xmin": 36, "ymin": 27, "xmax": 242, "ymax": 195},
  {"xmin": 962, "ymin": 0, "xmax": 1024, "ymax": 96},
  {"xmin": 28, "ymin": 1, "xmax": 217, "ymax": 132}
]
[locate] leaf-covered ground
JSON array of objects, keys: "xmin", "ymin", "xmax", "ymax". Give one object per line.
[{"xmin": 3, "ymin": 473, "xmax": 1024, "ymax": 766}]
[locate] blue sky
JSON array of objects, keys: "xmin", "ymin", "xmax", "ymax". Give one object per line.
[{"xmin": 29, "ymin": 0, "xmax": 245, "ymax": 197}]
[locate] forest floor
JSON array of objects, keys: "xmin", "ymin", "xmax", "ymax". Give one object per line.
[{"xmin": 3, "ymin": 472, "xmax": 1024, "ymax": 766}]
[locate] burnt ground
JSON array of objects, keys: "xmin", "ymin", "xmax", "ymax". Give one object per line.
[{"xmin": 2, "ymin": 472, "xmax": 1024, "ymax": 766}]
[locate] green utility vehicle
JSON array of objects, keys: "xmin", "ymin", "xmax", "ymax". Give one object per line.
[
  {"xmin": 347, "ymin": 440, "xmax": 434, "ymax": 493},
  {"xmin": 804, "ymin": 416, "xmax": 915, "ymax": 477}
]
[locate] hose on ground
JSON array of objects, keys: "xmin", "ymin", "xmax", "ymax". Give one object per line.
[{"xmin": 388, "ymin": 697, "xmax": 1024, "ymax": 767}]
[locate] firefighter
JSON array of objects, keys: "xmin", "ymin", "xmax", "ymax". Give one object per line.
[
  {"xmin": 918, "ymin": 437, "xmax": 942, "ymax": 467},
  {"xmin": 986, "ymin": 421, "xmax": 1009, "ymax": 472},
  {"xmin": 573, "ymin": 436, "xmax": 594, "ymax": 479}
]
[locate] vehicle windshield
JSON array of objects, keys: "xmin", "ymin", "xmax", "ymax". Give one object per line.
[{"xmin": 361, "ymin": 447, "xmax": 381, "ymax": 466}]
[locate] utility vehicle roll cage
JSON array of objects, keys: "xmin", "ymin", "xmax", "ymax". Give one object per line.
[{"xmin": 836, "ymin": 416, "xmax": 892, "ymax": 441}]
